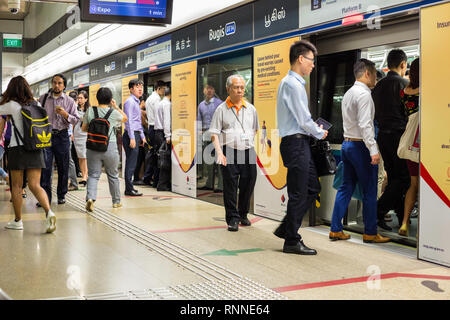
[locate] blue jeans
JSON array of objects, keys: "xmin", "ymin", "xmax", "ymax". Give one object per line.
[
  {"xmin": 41, "ymin": 130, "xmax": 70, "ymax": 202},
  {"xmin": 331, "ymin": 141, "xmax": 378, "ymax": 235},
  {"xmin": 123, "ymin": 131, "xmax": 141, "ymax": 192}
]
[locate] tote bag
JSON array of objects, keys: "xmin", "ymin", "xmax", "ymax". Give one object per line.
[{"xmin": 397, "ymin": 112, "xmax": 419, "ymax": 163}]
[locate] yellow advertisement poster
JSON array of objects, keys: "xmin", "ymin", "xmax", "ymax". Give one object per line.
[
  {"xmin": 89, "ymin": 84, "xmax": 100, "ymax": 107},
  {"xmin": 254, "ymin": 37, "xmax": 299, "ymax": 190},
  {"xmin": 121, "ymin": 75, "xmax": 138, "ymax": 107},
  {"xmin": 419, "ymin": 2, "xmax": 450, "ymax": 267},
  {"xmin": 421, "ymin": 3, "xmax": 450, "ymax": 205},
  {"xmin": 171, "ymin": 61, "xmax": 197, "ymax": 173}
]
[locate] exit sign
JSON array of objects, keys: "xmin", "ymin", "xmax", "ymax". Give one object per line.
[{"xmin": 3, "ymin": 34, "xmax": 22, "ymax": 48}]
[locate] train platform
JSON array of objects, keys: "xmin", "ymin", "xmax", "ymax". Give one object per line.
[{"xmin": 0, "ymin": 176, "xmax": 449, "ymax": 300}]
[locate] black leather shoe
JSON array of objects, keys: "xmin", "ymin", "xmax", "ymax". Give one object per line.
[
  {"xmin": 240, "ymin": 217, "xmax": 251, "ymax": 226},
  {"xmin": 227, "ymin": 221, "xmax": 239, "ymax": 232},
  {"xmin": 125, "ymin": 190, "xmax": 143, "ymax": 196},
  {"xmin": 58, "ymin": 198, "xmax": 66, "ymax": 205},
  {"xmin": 283, "ymin": 241, "xmax": 317, "ymax": 255},
  {"xmin": 213, "ymin": 189, "xmax": 223, "ymax": 193},
  {"xmin": 273, "ymin": 225, "xmax": 286, "ymax": 239},
  {"xmin": 377, "ymin": 220, "xmax": 392, "ymax": 231},
  {"xmin": 133, "ymin": 180, "xmax": 146, "ymax": 186},
  {"xmin": 143, "ymin": 179, "xmax": 153, "ymax": 186},
  {"xmin": 198, "ymin": 185, "xmax": 212, "ymax": 190}
]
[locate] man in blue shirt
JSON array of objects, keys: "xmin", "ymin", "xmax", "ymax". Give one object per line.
[
  {"xmin": 123, "ymin": 79, "xmax": 147, "ymax": 196},
  {"xmin": 275, "ymin": 40, "xmax": 328, "ymax": 255},
  {"xmin": 197, "ymin": 84, "xmax": 223, "ymax": 191}
]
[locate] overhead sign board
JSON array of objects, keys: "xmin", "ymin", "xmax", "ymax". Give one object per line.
[
  {"xmin": 73, "ymin": 65, "xmax": 90, "ymax": 87},
  {"xmin": 197, "ymin": 4, "xmax": 253, "ymax": 53},
  {"xmin": 299, "ymin": 0, "xmax": 416, "ymax": 28},
  {"xmin": 79, "ymin": 0, "xmax": 173, "ymax": 26},
  {"xmin": 254, "ymin": 0, "xmax": 299, "ymax": 40},
  {"xmin": 171, "ymin": 25, "xmax": 196, "ymax": 61},
  {"xmin": 136, "ymin": 34, "xmax": 172, "ymax": 70}
]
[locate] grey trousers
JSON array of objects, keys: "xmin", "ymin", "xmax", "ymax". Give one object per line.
[
  {"xmin": 86, "ymin": 142, "xmax": 120, "ymax": 204},
  {"xmin": 68, "ymin": 141, "xmax": 79, "ymax": 188}
]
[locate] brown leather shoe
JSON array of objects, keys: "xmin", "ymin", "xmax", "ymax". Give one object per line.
[
  {"xmin": 363, "ymin": 234, "xmax": 391, "ymax": 243},
  {"xmin": 329, "ymin": 231, "xmax": 351, "ymax": 241}
]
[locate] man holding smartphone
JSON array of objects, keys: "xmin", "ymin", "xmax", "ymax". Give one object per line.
[
  {"xmin": 275, "ymin": 40, "xmax": 328, "ymax": 255},
  {"xmin": 39, "ymin": 74, "xmax": 79, "ymax": 205}
]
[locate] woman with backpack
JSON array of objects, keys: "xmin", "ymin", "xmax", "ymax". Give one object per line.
[
  {"xmin": 82, "ymin": 87, "xmax": 127, "ymax": 212},
  {"xmin": 0, "ymin": 76, "xmax": 56, "ymax": 232}
]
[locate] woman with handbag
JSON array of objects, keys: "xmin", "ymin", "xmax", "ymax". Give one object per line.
[{"xmin": 398, "ymin": 58, "xmax": 420, "ymax": 236}]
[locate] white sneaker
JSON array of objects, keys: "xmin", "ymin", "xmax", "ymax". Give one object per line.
[
  {"xmin": 5, "ymin": 219, "xmax": 23, "ymax": 230},
  {"xmin": 86, "ymin": 199, "xmax": 94, "ymax": 212},
  {"xmin": 46, "ymin": 210, "xmax": 56, "ymax": 233}
]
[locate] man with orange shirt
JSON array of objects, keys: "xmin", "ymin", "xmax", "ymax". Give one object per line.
[{"xmin": 209, "ymin": 75, "xmax": 259, "ymax": 232}]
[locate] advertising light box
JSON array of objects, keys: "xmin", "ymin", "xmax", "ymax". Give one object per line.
[{"xmin": 79, "ymin": 0, "xmax": 173, "ymax": 26}]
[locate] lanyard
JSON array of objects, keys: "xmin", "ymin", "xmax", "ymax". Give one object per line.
[{"xmin": 231, "ymin": 106, "xmax": 245, "ymax": 133}]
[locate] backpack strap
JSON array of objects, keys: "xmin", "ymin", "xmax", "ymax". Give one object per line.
[
  {"xmin": 93, "ymin": 106, "xmax": 99, "ymax": 119},
  {"xmin": 9, "ymin": 109, "xmax": 25, "ymax": 146},
  {"xmin": 104, "ymin": 108, "xmax": 113, "ymax": 121},
  {"xmin": 41, "ymin": 93, "xmax": 49, "ymax": 109}
]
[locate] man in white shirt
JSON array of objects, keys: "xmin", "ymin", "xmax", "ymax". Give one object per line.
[
  {"xmin": 143, "ymin": 80, "xmax": 166, "ymax": 187},
  {"xmin": 209, "ymin": 75, "xmax": 259, "ymax": 232},
  {"xmin": 154, "ymin": 88, "xmax": 171, "ymax": 191},
  {"xmin": 330, "ymin": 59, "xmax": 390, "ymax": 244}
]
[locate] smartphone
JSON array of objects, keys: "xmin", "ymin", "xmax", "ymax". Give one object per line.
[{"xmin": 315, "ymin": 117, "xmax": 332, "ymax": 131}]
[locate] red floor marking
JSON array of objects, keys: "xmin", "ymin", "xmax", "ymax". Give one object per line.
[
  {"xmin": 273, "ymin": 273, "xmax": 450, "ymax": 293},
  {"xmin": 197, "ymin": 191, "xmax": 216, "ymax": 197},
  {"xmin": 152, "ymin": 217, "xmax": 264, "ymax": 233}
]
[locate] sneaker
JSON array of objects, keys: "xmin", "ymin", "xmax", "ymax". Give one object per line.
[
  {"xmin": 86, "ymin": 199, "xmax": 94, "ymax": 212},
  {"xmin": 112, "ymin": 203, "xmax": 122, "ymax": 209},
  {"xmin": 46, "ymin": 210, "xmax": 56, "ymax": 234},
  {"xmin": 5, "ymin": 219, "xmax": 23, "ymax": 230}
]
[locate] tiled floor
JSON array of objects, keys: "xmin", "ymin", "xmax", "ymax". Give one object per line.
[{"xmin": 0, "ymin": 175, "xmax": 449, "ymax": 300}]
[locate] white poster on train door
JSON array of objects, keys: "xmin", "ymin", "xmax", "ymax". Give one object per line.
[{"xmin": 418, "ymin": 2, "xmax": 450, "ymax": 267}]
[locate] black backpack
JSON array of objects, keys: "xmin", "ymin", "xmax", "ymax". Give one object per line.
[
  {"xmin": 11, "ymin": 100, "xmax": 52, "ymax": 151},
  {"xmin": 86, "ymin": 107, "xmax": 113, "ymax": 152}
]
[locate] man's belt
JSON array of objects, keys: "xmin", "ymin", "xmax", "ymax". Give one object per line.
[
  {"xmin": 284, "ymin": 133, "xmax": 310, "ymax": 139},
  {"xmin": 344, "ymin": 138, "xmax": 363, "ymax": 141}
]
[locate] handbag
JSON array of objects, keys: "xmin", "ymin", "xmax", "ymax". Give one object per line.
[
  {"xmin": 332, "ymin": 161, "xmax": 363, "ymax": 201},
  {"xmin": 397, "ymin": 112, "xmax": 419, "ymax": 163},
  {"xmin": 157, "ymin": 142, "xmax": 171, "ymax": 169},
  {"xmin": 310, "ymin": 139, "xmax": 337, "ymax": 176}
]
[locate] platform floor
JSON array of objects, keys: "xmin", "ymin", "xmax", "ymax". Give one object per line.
[{"xmin": 0, "ymin": 175, "xmax": 449, "ymax": 300}]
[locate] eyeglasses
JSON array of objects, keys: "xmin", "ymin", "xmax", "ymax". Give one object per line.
[{"xmin": 302, "ymin": 55, "xmax": 316, "ymax": 63}]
